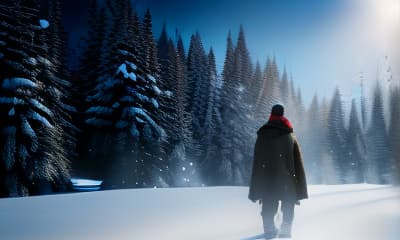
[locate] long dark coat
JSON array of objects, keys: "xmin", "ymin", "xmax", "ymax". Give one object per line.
[{"xmin": 248, "ymin": 120, "xmax": 308, "ymax": 202}]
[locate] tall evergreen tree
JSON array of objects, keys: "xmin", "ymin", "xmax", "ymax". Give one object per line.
[
  {"xmin": 250, "ymin": 60, "xmax": 263, "ymax": 108},
  {"xmin": 280, "ymin": 67, "xmax": 290, "ymax": 107},
  {"xmin": 168, "ymin": 37, "xmax": 198, "ymax": 187},
  {"xmin": 234, "ymin": 25, "xmax": 253, "ymax": 91},
  {"xmin": 269, "ymin": 56, "xmax": 281, "ymax": 105},
  {"xmin": 345, "ymin": 99, "xmax": 366, "ymax": 183},
  {"xmin": 156, "ymin": 27, "xmax": 177, "ymax": 159},
  {"xmin": 389, "ymin": 86, "xmax": 400, "ymax": 184},
  {"xmin": 44, "ymin": 0, "xmax": 77, "ymax": 183},
  {"xmin": 84, "ymin": 1, "xmax": 164, "ymax": 188},
  {"xmin": 0, "ymin": 0, "xmax": 69, "ymax": 196},
  {"xmin": 202, "ymin": 48, "xmax": 223, "ymax": 185},
  {"xmin": 303, "ymin": 94, "xmax": 323, "ymax": 183},
  {"xmin": 186, "ymin": 32, "xmax": 210, "ymax": 146},
  {"xmin": 254, "ymin": 58, "xmax": 272, "ymax": 125},
  {"xmin": 360, "ymin": 73, "xmax": 368, "ymax": 131},
  {"xmin": 142, "ymin": 9, "xmax": 158, "ymax": 75},
  {"xmin": 219, "ymin": 30, "xmax": 253, "ymax": 185},
  {"xmin": 327, "ymin": 88, "xmax": 347, "ymax": 183},
  {"xmin": 176, "ymin": 35, "xmax": 186, "ymax": 65},
  {"xmin": 366, "ymin": 82, "xmax": 391, "ymax": 183},
  {"xmin": 319, "ymin": 97, "xmax": 337, "ymax": 184}
]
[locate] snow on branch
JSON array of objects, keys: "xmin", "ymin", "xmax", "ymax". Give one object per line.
[
  {"xmin": 125, "ymin": 107, "xmax": 166, "ymax": 139},
  {"xmin": 86, "ymin": 106, "xmax": 114, "ymax": 116},
  {"xmin": 116, "ymin": 63, "xmax": 136, "ymax": 81},
  {"xmin": 1, "ymin": 77, "xmax": 37, "ymax": 90},
  {"xmin": 147, "ymin": 74, "xmax": 156, "ymax": 83},
  {"xmin": 0, "ymin": 97, "xmax": 26, "ymax": 105},
  {"xmin": 152, "ymin": 85, "xmax": 161, "ymax": 95},
  {"xmin": 29, "ymin": 99, "xmax": 53, "ymax": 117},
  {"xmin": 29, "ymin": 111, "xmax": 54, "ymax": 129},
  {"xmin": 21, "ymin": 117, "xmax": 37, "ymax": 140}
]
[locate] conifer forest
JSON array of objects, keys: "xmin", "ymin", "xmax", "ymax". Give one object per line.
[{"xmin": 0, "ymin": 0, "xmax": 399, "ymax": 197}]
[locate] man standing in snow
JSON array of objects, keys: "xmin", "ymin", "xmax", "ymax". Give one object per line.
[{"xmin": 249, "ymin": 104, "xmax": 308, "ymax": 239}]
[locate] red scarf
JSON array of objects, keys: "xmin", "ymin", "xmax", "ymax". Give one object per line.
[{"xmin": 268, "ymin": 114, "xmax": 293, "ymax": 129}]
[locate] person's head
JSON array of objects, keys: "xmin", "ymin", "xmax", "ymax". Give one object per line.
[{"xmin": 271, "ymin": 104, "xmax": 284, "ymax": 116}]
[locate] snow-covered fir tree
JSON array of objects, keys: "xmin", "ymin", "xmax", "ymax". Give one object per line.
[
  {"xmin": 169, "ymin": 37, "xmax": 199, "ymax": 187},
  {"xmin": 84, "ymin": 1, "xmax": 165, "ymax": 188},
  {"xmin": 202, "ymin": 48, "xmax": 224, "ymax": 185},
  {"xmin": 219, "ymin": 29, "xmax": 254, "ymax": 185},
  {"xmin": 0, "ymin": 0, "xmax": 70, "ymax": 196}
]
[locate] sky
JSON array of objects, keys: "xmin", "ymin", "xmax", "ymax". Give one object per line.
[{"xmin": 59, "ymin": 0, "xmax": 400, "ymax": 107}]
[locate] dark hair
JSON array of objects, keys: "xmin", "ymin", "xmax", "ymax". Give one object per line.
[{"xmin": 271, "ymin": 104, "xmax": 284, "ymax": 116}]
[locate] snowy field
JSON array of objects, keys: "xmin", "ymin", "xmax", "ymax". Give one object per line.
[{"xmin": 0, "ymin": 184, "xmax": 399, "ymax": 240}]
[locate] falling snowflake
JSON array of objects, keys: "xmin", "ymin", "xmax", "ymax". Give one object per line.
[{"xmin": 238, "ymin": 84, "xmax": 245, "ymax": 92}]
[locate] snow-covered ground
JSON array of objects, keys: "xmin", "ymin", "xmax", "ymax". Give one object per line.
[{"xmin": 0, "ymin": 184, "xmax": 399, "ymax": 240}]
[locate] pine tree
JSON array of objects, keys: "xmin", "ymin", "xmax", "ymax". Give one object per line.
[
  {"xmin": 142, "ymin": 9, "xmax": 158, "ymax": 75},
  {"xmin": 84, "ymin": 2, "xmax": 165, "ymax": 188},
  {"xmin": 250, "ymin": 60, "xmax": 263, "ymax": 109},
  {"xmin": 366, "ymin": 82, "xmax": 391, "ymax": 183},
  {"xmin": 168, "ymin": 37, "xmax": 198, "ymax": 187},
  {"xmin": 319, "ymin": 97, "xmax": 336, "ymax": 184},
  {"xmin": 176, "ymin": 34, "xmax": 186, "ymax": 66},
  {"xmin": 79, "ymin": 1, "xmax": 107, "ymax": 95},
  {"xmin": 219, "ymin": 29, "xmax": 253, "ymax": 185},
  {"xmin": 280, "ymin": 67, "xmax": 290, "ymax": 107},
  {"xmin": 156, "ymin": 26, "xmax": 176, "ymax": 153},
  {"xmin": 202, "ymin": 48, "xmax": 223, "ymax": 185},
  {"xmin": 44, "ymin": 0, "xmax": 77, "ymax": 187},
  {"xmin": 389, "ymin": 86, "xmax": 400, "ymax": 184},
  {"xmin": 303, "ymin": 94, "xmax": 323, "ymax": 183},
  {"xmin": 345, "ymin": 99, "xmax": 366, "ymax": 183},
  {"xmin": 254, "ymin": 58, "xmax": 272, "ymax": 125},
  {"xmin": 327, "ymin": 88, "xmax": 347, "ymax": 183},
  {"xmin": 234, "ymin": 25, "xmax": 253, "ymax": 91},
  {"xmin": 360, "ymin": 72, "xmax": 367, "ymax": 130},
  {"xmin": 0, "ymin": 0, "xmax": 69, "ymax": 196},
  {"xmin": 269, "ymin": 56, "xmax": 281, "ymax": 105},
  {"xmin": 186, "ymin": 33, "xmax": 210, "ymax": 145}
]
